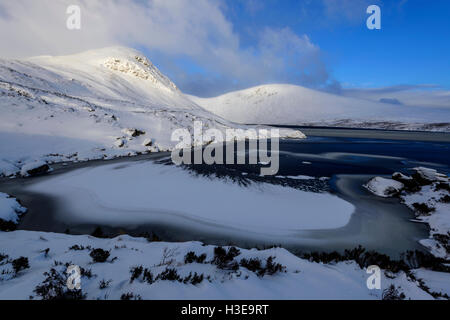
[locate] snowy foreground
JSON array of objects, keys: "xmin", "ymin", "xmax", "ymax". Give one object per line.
[
  {"xmin": 189, "ymin": 84, "xmax": 450, "ymax": 131},
  {"xmin": 1, "ymin": 183, "xmax": 449, "ymax": 300},
  {"xmin": 0, "ymin": 47, "xmax": 304, "ymax": 177},
  {"xmin": 0, "ymin": 230, "xmax": 448, "ymax": 300},
  {"xmin": 365, "ymin": 167, "xmax": 450, "ymax": 260}
]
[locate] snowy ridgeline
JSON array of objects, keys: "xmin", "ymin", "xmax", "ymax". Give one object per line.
[
  {"xmin": 365, "ymin": 167, "xmax": 450, "ymax": 259},
  {"xmin": 0, "ymin": 230, "xmax": 449, "ymax": 300},
  {"xmin": 0, "ymin": 46, "xmax": 304, "ymax": 177},
  {"xmin": 189, "ymin": 85, "xmax": 450, "ymax": 131}
]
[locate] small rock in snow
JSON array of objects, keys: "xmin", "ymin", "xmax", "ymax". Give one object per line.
[
  {"xmin": 412, "ymin": 167, "xmax": 448, "ymax": 185},
  {"xmin": 122, "ymin": 128, "xmax": 146, "ymax": 138},
  {"xmin": 20, "ymin": 161, "xmax": 50, "ymax": 177},
  {"xmin": 365, "ymin": 177, "xmax": 404, "ymax": 198},
  {"xmin": 143, "ymin": 138, "xmax": 153, "ymax": 147},
  {"xmin": 114, "ymin": 139, "xmax": 125, "ymax": 148}
]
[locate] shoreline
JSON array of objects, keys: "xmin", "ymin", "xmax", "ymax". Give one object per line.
[{"xmin": 272, "ymin": 126, "xmax": 450, "ymax": 142}]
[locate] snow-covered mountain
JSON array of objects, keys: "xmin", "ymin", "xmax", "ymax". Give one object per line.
[
  {"xmin": 0, "ymin": 47, "xmax": 303, "ymax": 176},
  {"xmin": 189, "ymin": 84, "xmax": 450, "ymax": 131}
]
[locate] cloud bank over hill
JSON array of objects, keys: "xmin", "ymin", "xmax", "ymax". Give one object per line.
[
  {"xmin": 0, "ymin": 0, "xmax": 331, "ymax": 96},
  {"xmin": 0, "ymin": 0, "xmax": 448, "ymax": 107}
]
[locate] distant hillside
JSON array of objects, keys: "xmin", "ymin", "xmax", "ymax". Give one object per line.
[{"xmin": 189, "ymin": 84, "xmax": 450, "ymax": 131}]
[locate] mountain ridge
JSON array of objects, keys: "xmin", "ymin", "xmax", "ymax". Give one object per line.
[
  {"xmin": 0, "ymin": 47, "xmax": 304, "ymax": 177},
  {"xmin": 189, "ymin": 83, "xmax": 450, "ymax": 131}
]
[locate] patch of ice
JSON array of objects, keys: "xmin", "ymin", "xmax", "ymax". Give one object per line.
[{"xmin": 25, "ymin": 161, "xmax": 355, "ymax": 234}]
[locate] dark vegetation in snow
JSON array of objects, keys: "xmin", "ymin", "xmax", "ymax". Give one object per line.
[
  {"xmin": 155, "ymin": 268, "xmax": 182, "ymax": 282},
  {"xmin": 300, "ymin": 246, "xmax": 450, "ymax": 273},
  {"xmin": 432, "ymin": 233, "xmax": 450, "ymax": 253},
  {"xmin": 89, "ymin": 248, "xmax": 110, "ymax": 263},
  {"xmin": 69, "ymin": 244, "xmax": 91, "ymax": 251},
  {"xmin": 91, "ymin": 226, "xmax": 106, "ymax": 238},
  {"xmin": 240, "ymin": 256, "xmax": 286, "ymax": 277},
  {"xmin": 12, "ymin": 257, "xmax": 29, "ymax": 275},
  {"xmin": 382, "ymin": 285, "xmax": 406, "ymax": 300},
  {"xmin": 440, "ymin": 194, "xmax": 450, "ymax": 203},
  {"xmin": 184, "ymin": 251, "xmax": 207, "ymax": 264},
  {"xmin": 34, "ymin": 267, "xmax": 86, "ymax": 300},
  {"xmin": 1, "ymin": 254, "xmax": 31, "ymax": 278},
  {"xmin": 0, "ymin": 219, "xmax": 18, "ymax": 232},
  {"xmin": 212, "ymin": 246, "xmax": 240, "ymax": 271},
  {"xmin": 129, "ymin": 265, "xmax": 204, "ymax": 286},
  {"xmin": 99, "ymin": 279, "xmax": 112, "ymax": 290},
  {"xmin": 412, "ymin": 202, "xmax": 435, "ymax": 215},
  {"xmin": 125, "ymin": 245, "xmax": 286, "ymax": 290},
  {"xmin": 120, "ymin": 292, "xmax": 142, "ymax": 300}
]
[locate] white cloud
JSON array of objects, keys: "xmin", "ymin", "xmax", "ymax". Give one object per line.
[
  {"xmin": 342, "ymin": 85, "xmax": 450, "ymax": 109},
  {"xmin": 0, "ymin": 0, "xmax": 330, "ymax": 96},
  {"xmin": 322, "ymin": 0, "xmax": 379, "ymax": 24},
  {"xmin": 258, "ymin": 27, "xmax": 329, "ymax": 86}
]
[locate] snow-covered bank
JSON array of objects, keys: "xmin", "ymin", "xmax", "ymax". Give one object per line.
[
  {"xmin": 0, "ymin": 192, "xmax": 27, "ymax": 230},
  {"xmin": 0, "ymin": 230, "xmax": 445, "ymax": 300},
  {"xmin": 24, "ymin": 160, "xmax": 354, "ymax": 235},
  {"xmin": 365, "ymin": 167, "xmax": 450, "ymax": 259},
  {"xmin": 0, "ymin": 47, "xmax": 304, "ymax": 177},
  {"xmin": 189, "ymin": 84, "xmax": 450, "ymax": 131}
]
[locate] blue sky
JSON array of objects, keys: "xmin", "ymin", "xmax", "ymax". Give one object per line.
[{"xmin": 141, "ymin": 0, "xmax": 450, "ymax": 95}]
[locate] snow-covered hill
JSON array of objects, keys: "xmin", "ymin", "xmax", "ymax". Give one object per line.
[
  {"xmin": 189, "ymin": 84, "xmax": 450, "ymax": 131},
  {"xmin": 0, "ymin": 47, "xmax": 303, "ymax": 177}
]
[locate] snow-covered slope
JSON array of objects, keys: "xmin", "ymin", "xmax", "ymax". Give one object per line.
[
  {"xmin": 189, "ymin": 84, "xmax": 450, "ymax": 131},
  {"xmin": 0, "ymin": 230, "xmax": 443, "ymax": 300},
  {"xmin": 0, "ymin": 47, "xmax": 303, "ymax": 176},
  {"xmin": 25, "ymin": 47, "xmax": 197, "ymax": 110}
]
